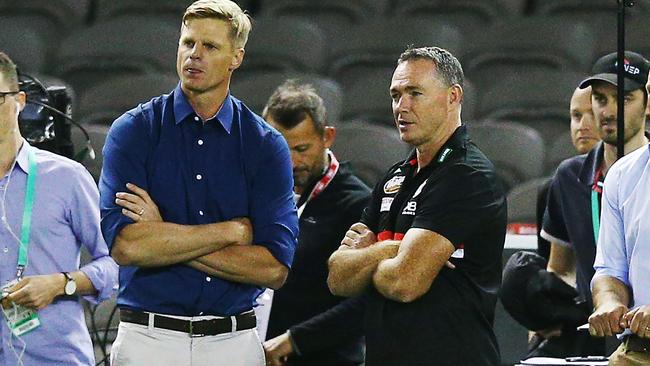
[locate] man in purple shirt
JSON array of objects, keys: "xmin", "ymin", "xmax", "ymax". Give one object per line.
[{"xmin": 0, "ymin": 52, "xmax": 118, "ymax": 365}]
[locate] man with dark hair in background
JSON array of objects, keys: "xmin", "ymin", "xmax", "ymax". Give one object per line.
[
  {"xmin": 327, "ymin": 46, "xmax": 507, "ymax": 366},
  {"xmin": 100, "ymin": 1, "xmax": 298, "ymax": 365},
  {"xmin": 0, "ymin": 51, "xmax": 118, "ymax": 366},
  {"xmin": 539, "ymin": 51, "xmax": 650, "ymax": 358},
  {"xmin": 261, "ymin": 80, "xmax": 369, "ymax": 366},
  {"xmin": 588, "ymin": 68, "xmax": 650, "ymax": 366}
]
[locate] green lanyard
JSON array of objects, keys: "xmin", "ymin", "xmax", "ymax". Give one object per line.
[
  {"xmin": 16, "ymin": 149, "xmax": 38, "ymax": 279},
  {"xmin": 590, "ymin": 168, "xmax": 603, "ymax": 246}
]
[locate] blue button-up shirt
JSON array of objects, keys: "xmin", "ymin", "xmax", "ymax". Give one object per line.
[
  {"xmin": 100, "ymin": 84, "xmax": 298, "ymax": 316},
  {"xmin": 0, "ymin": 142, "xmax": 118, "ymax": 366},
  {"xmin": 593, "ymin": 144, "xmax": 650, "ymax": 307}
]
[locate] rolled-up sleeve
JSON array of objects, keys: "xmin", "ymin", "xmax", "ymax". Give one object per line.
[
  {"xmin": 99, "ymin": 111, "xmax": 149, "ymax": 250},
  {"xmin": 249, "ymin": 133, "xmax": 298, "ymax": 267},
  {"xmin": 592, "ymin": 168, "xmax": 629, "ymax": 288},
  {"xmin": 69, "ymin": 164, "xmax": 118, "ymax": 303}
]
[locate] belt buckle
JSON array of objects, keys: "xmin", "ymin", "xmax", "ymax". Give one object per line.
[{"xmin": 188, "ymin": 320, "xmax": 205, "ymax": 338}]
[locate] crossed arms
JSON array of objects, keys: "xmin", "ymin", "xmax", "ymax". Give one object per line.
[
  {"xmin": 327, "ymin": 222, "xmax": 455, "ymax": 303},
  {"xmin": 111, "ymin": 183, "xmax": 288, "ymax": 289}
]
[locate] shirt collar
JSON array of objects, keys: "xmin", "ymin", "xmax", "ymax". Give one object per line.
[
  {"xmin": 578, "ymin": 141, "xmax": 605, "ymax": 186},
  {"xmin": 14, "ymin": 140, "xmax": 30, "ymax": 174},
  {"xmin": 400, "ymin": 124, "xmax": 468, "ymax": 170},
  {"xmin": 172, "ymin": 83, "xmax": 234, "ymax": 133}
]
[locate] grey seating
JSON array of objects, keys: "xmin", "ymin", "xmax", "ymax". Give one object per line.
[
  {"xmin": 507, "ymin": 177, "xmax": 551, "ymax": 223},
  {"xmin": 53, "ymin": 17, "xmax": 179, "ymax": 94},
  {"xmin": 467, "ymin": 121, "xmax": 545, "ymax": 192},
  {"xmin": 77, "ymin": 74, "xmax": 179, "ymax": 126},
  {"xmin": 461, "ymin": 18, "xmax": 596, "ymax": 86},
  {"xmin": 328, "ymin": 19, "xmax": 462, "ymax": 86},
  {"xmin": 546, "ymin": 133, "xmax": 579, "ymax": 175},
  {"xmin": 474, "ymin": 70, "xmax": 585, "ymax": 144},
  {"xmin": 341, "ymin": 69, "xmax": 394, "ymax": 126},
  {"xmin": 239, "ymin": 18, "xmax": 328, "ymax": 74},
  {"xmin": 231, "ymin": 71, "xmax": 344, "ymax": 122},
  {"xmin": 96, "ymin": 0, "xmax": 195, "ymax": 21},
  {"xmin": 392, "ymin": 0, "xmax": 513, "ymax": 32},
  {"xmin": 332, "ymin": 122, "xmax": 410, "ymax": 187},
  {"xmin": 259, "ymin": 0, "xmax": 380, "ymax": 43},
  {"xmin": 0, "ymin": 17, "xmax": 47, "ymax": 73}
]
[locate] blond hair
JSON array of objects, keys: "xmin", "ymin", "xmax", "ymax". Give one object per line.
[{"xmin": 183, "ymin": 0, "xmax": 252, "ymax": 49}]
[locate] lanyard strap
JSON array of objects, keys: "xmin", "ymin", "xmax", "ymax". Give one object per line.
[
  {"xmin": 297, "ymin": 150, "xmax": 339, "ymax": 218},
  {"xmin": 16, "ymin": 149, "xmax": 38, "ymax": 278},
  {"xmin": 590, "ymin": 167, "xmax": 603, "ymax": 246}
]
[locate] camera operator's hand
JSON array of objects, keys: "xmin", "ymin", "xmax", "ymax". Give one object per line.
[
  {"xmin": 5, "ymin": 274, "xmax": 66, "ymax": 310},
  {"xmin": 116, "ymin": 183, "xmax": 163, "ymax": 222}
]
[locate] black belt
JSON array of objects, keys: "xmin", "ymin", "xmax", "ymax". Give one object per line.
[
  {"xmin": 625, "ymin": 335, "xmax": 650, "ymax": 353},
  {"xmin": 120, "ymin": 309, "xmax": 256, "ymax": 337}
]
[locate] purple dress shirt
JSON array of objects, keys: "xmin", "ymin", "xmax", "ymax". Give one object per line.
[{"xmin": 0, "ymin": 142, "xmax": 118, "ymax": 366}]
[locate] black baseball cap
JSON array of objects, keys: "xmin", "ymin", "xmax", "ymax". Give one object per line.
[{"xmin": 579, "ymin": 51, "xmax": 650, "ymax": 92}]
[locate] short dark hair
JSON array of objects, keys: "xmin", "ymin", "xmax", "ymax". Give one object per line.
[
  {"xmin": 0, "ymin": 52, "xmax": 19, "ymax": 90},
  {"xmin": 397, "ymin": 46, "xmax": 464, "ymax": 89},
  {"xmin": 262, "ymin": 80, "xmax": 327, "ymax": 135}
]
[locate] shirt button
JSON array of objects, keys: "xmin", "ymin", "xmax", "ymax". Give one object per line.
[
  {"xmin": 2, "ymin": 247, "xmax": 7, "ymax": 253},
  {"xmin": 206, "ymin": 277, "xmax": 211, "ymax": 282},
  {"xmin": 199, "ymin": 210, "xmax": 204, "ymax": 216},
  {"xmin": 197, "ymin": 139, "xmax": 204, "ymax": 146},
  {"xmin": 194, "ymin": 116, "xmax": 200, "ymax": 122},
  {"xmin": 196, "ymin": 174, "xmax": 202, "ymax": 180}
]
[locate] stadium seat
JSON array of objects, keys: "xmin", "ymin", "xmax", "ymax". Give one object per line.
[
  {"xmin": 392, "ymin": 0, "xmax": 513, "ymax": 32},
  {"xmin": 231, "ymin": 71, "xmax": 343, "ymax": 121},
  {"xmin": 332, "ymin": 122, "xmax": 410, "ymax": 187},
  {"xmin": 546, "ymin": 132, "xmax": 579, "ymax": 175},
  {"xmin": 53, "ymin": 17, "xmax": 179, "ymax": 94},
  {"xmin": 467, "ymin": 121, "xmax": 545, "ymax": 192},
  {"xmin": 507, "ymin": 177, "xmax": 551, "ymax": 223},
  {"xmin": 461, "ymin": 18, "xmax": 596, "ymax": 85},
  {"xmin": 77, "ymin": 74, "xmax": 179, "ymax": 126},
  {"xmin": 474, "ymin": 70, "xmax": 585, "ymax": 143},
  {"xmin": 340, "ymin": 69, "xmax": 394, "ymax": 126},
  {"xmin": 328, "ymin": 19, "xmax": 462, "ymax": 86},
  {"xmin": 259, "ymin": 0, "xmax": 380, "ymax": 43},
  {"xmin": 0, "ymin": 17, "xmax": 47, "ymax": 73},
  {"xmin": 239, "ymin": 18, "xmax": 328, "ymax": 74}
]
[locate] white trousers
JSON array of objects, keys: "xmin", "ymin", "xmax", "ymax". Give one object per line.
[{"xmin": 110, "ymin": 317, "xmax": 266, "ymax": 366}]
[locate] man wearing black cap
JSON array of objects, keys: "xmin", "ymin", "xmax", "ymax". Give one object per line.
[{"xmin": 540, "ymin": 51, "xmax": 650, "ymax": 357}]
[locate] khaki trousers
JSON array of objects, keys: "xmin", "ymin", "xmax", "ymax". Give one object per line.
[
  {"xmin": 608, "ymin": 340, "xmax": 650, "ymax": 366},
  {"xmin": 110, "ymin": 319, "xmax": 265, "ymax": 366}
]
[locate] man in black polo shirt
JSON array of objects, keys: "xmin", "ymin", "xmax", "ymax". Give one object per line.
[
  {"xmin": 262, "ymin": 81, "xmax": 370, "ymax": 366},
  {"xmin": 327, "ymin": 46, "xmax": 507, "ymax": 366},
  {"xmin": 540, "ymin": 51, "xmax": 650, "ymax": 355}
]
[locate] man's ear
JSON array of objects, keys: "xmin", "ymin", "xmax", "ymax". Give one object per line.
[
  {"xmin": 448, "ymin": 84, "xmax": 463, "ymax": 106},
  {"xmin": 323, "ymin": 126, "xmax": 336, "ymax": 149},
  {"xmin": 229, "ymin": 48, "xmax": 245, "ymax": 71}
]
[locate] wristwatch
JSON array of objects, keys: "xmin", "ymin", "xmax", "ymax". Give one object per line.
[{"xmin": 62, "ymin": 272, "xmax": 77, "ymax": 296}]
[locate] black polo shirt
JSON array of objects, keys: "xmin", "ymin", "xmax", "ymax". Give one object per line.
[
  {"xmin": 541, "ymin": 142, "xmax": 605, "ymax": 309},
  {"xmin": 361, "ymin": 125, "xmax": 507, "ymax": 366}
]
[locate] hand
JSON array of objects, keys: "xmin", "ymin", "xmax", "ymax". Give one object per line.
[
  {"xmin": 230, "ymin": 217, "xmax": 253, "ymax": 246},
  {"xmin": 115, "ymin": 183, "xmax": 163, "ymax": 222},
  {"xmin": 623, "ymin": 305, "xmax": 650, "ymax": 338},
  {"xmin": 263, "ymin": 331, "xmax": 293, "ymax": 366},
  {"xmin": 341, "ymin": 223, "xmax": 377, "ymax": 248},
  {"xmin": 5, "ymin": 274, "xmax": 66, "ymax": 310},
  {"xmin": 589, "ymin": 301, "xmax": 628, "ymax": 337}
]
